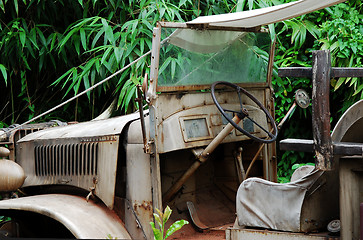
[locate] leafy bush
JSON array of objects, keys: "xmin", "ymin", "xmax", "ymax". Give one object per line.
[
  {"xmin": 150, "ymin": 206, "xmax": 188, "ymax": 240},
  {"xmin": 317, "ymin": 2, "xmax": 363, "ymax": 115}
]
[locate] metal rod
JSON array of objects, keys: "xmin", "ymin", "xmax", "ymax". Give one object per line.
[
  {"xmin": 245, "ymin": 102, "xmax": 297, "ymax": 179},
  {"xmin": 136, "ymin": 85, "xmax": 147, "ymax": 153},
  {"xmin": 278, "ymin": 102, "xmax": 296, "ymax": 129},
  {"xmin": 245, "ymin": 143, "xmax": 264, "ymax": 179},
  {"xmin": 163, "ymin": 115, "xmax": 241, "ymax": 204},
  {"xmin": 235, "ymin": 147, "xmax": 245, "ymax": 183},
  {"xmin": 149, "ymin": 25, "xmax": 163, "ymax": 212}
]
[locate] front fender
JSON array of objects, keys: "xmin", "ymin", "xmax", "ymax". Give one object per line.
[{"xmin": 0, "ymin": 194, "xmax": 131, "ymax": 239}]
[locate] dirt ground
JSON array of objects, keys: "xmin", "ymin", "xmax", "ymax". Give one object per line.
[{"xmin": 170, "ymin": 223, "xmax": 228, "ymax": 240}]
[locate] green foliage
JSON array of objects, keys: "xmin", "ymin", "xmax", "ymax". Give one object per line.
[
  {"xmin": 316, "ymin": 2, "xmax": 363, "ymax": 114},
  {"xmin": 150, "ymin": 206, "xmax": 188, "ymax": 240},
  {"xmin": 0, "ymin": 216, "xmax": 11, "ymax": 223},
  {"xmin": 0, "ymin": 0, "xmax": 191, "ymax": 124}
]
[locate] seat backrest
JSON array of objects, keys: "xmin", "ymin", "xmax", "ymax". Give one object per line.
[{"xmin": 290, "ymin": 165, "xmax": 315, "ymax": 182}]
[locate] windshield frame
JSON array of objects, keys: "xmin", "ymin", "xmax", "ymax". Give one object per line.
[{"xmin": 152, "ymin": 23, "xmax": 274, "ymax": 93}]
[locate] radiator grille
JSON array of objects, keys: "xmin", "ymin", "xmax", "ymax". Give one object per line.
[{"xmin": 34, "ymin": 143, "xmax": 99, "ymax": 176}]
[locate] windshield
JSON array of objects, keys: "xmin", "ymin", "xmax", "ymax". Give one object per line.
[{"xmin": 157, "ymin": 29, "xmax": 271, "ymax": 91}]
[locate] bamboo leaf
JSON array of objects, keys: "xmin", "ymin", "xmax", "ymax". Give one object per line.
[
  {"xmin": 101, "ymin": 18, "xmax": 114, "ymax": 45},
  {"xmin": 80, "ymin": 28, "xmax": 87, "ymax": 50},
  {"xmin": 334, "ymin": 77, "xmax": 345, "ymax": 91},
  {"xmin": 29, "ymin": 28, "xmax": 39, "ymax": 50},
  {"xmin": 19, "ymin": 30, "xmax": 26, "ymax": 48},
  {"xmin": 36, "ymin": 27, "xmax": 47, "ymax": 47},
  {"xmin": 101, "ymin": 46, "xmax": 113, "ymax": 65},
  {"xmin": 236, "ymin": 0, "xmax": 246, "ymax": 12},
  {"xmin": 171, "ymin": 59, "xmax": 176, "ymax": 80},
  {"xmin": 0, "ymin": 64, "xmax": 7, "ymax": 86},
  {"xmin": 79, "ymin": 58, "xmax": 95, "ymax": 79},
  {"xmin": 49, "ymin": 33, "xmax": 58, "ymax": 51},
  {"xmin": 91, "ymin": 28, "xmax": 104, "ymax": 48},
  {"xmin": 73, "ymin": 35, "xmax": 80, "ymax": 55},
  {"xmin": 352, "ymin": 82, "xmax": 363, "ymax": 96},
  {"xmin": 83, "ymin": 73, "xmax": 91, "ymax": 100},
  {"xmin": 52, "ymin": 67, "xmax": 74, "ymax": 86},
  {"xmin": 114, "ymin": 45, "xmax": 124, "ymax": 64},
  {"xmin": 13, "ymin": 0, "xmax": 18, "ymax": 15},
  {"xmin": 0, "ymin": 0, "xmax": 5, "ymax": 12},
  {"xmin": 123, "ymin": 83, "xmax": 136, "ymax": 112},
  {"xmin": 58, "ymin": 28, "xmax": 78, "ymax": 52}
]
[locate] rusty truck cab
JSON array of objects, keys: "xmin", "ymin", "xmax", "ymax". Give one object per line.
[{"xmin": 126, "ymin": 23, "xmax": 278, "ymax": 238}]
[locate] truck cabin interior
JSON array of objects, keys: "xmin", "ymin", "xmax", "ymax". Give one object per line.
[{"xmin": 149, "ymin": 26, "xmax": 277, "ymax": 236}]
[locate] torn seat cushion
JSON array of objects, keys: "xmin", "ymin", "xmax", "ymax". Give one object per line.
[{"xmin": 236, "ymin": 165, "xmax": 323, "ymax": 232}]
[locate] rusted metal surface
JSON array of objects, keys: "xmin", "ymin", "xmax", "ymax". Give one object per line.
[
  {"xmin": 125, "ymin": 138, "xmax": 154, "ymax": 239},
  {"xmin": 135, "ymin": 85, "xmax": 148, "ymax": 153},
  {"xmin": 17, "ymin": 112, "xmax": 140, "ymax": 141},
  {"xmin": 0, "ymin": 194, "xmax": 131, "ymax": 239},
  {"xmin": 123, "ymin": 198, "xmax": 148, "ymax": 240},
  {"xmin": 159, "ymin": 21, "xmax": 261, "ymax": 32},
  {"xmin": 17, "ymin": 135, "xmax": 120, "ymax": 209},
  {"xmin": 147, "ymin": 25, "xmax": 161, "ymax": 101},
  {"xmin": 12, "ymin": 112, "xmax": 141, "ymax": 209},
  {"xmin": 148, "ymin": 26, "xmax": 163, "ymax": 218},
  {"xmin": 267, "ymin": 37, "xmax": 276, "ymax": 88},
  {"xmin": 226, "ymin": 228, "xmax": 339, "ymax": 240},
  {"xmin": 167, "ymin": 22, "xmax": 261, "ymax": 32},
  {"xmin": 186, "ymin": 201, "xmax": 209, "ymax": 231},
  {"xmin": 0, "ymin": 121, "xmax": 65, "ymax": 160},
  {"xmin": 155, "ymin": 91, "xmax": 269, "ymax": 153},
  {"xmin": 156, "ymin": 82, "xmax": 268, "ymax": 93},
  {"xmin": 163, "ymin": 115, "xmax": 241, "ymax": 204}
]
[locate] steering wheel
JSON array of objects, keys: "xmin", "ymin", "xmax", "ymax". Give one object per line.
[{"xmin": 211, "ymin": 81, "xmax": 278, "ymax": 143}]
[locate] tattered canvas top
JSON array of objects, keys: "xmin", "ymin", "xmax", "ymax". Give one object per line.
[
  {"xmin": 167, "ymin": 0, "xmax": 345, "ymax": 53},
  {"xmin": 187, "ymin": 0, "xmax": 346, "ymax": 28}
]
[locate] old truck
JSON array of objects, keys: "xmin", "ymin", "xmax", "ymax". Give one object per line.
[{"xmin": 0, "ymin": 0, "xmax": 353, "ymax": 239}]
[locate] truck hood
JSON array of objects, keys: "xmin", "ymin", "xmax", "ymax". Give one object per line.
[{"xmin": 18, "ymin": 111, "xmax": 145, "ymax": 142}]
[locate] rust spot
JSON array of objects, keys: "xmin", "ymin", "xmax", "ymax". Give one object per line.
[
  {"xmin": 133, "ymin": 201, "xmax": 153, "ymax": 214},
  {"xmin": 134, "ymin": 203, "xmax": 138, "ymax": 213},
  {"xmin": 140, "ymin": 201, "xmax": 152, "ymax": 211}
]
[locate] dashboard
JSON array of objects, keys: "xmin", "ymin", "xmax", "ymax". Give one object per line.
[{"xmin": 155, "ymin": 91, "xmax": 269, "ymax": 153}]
